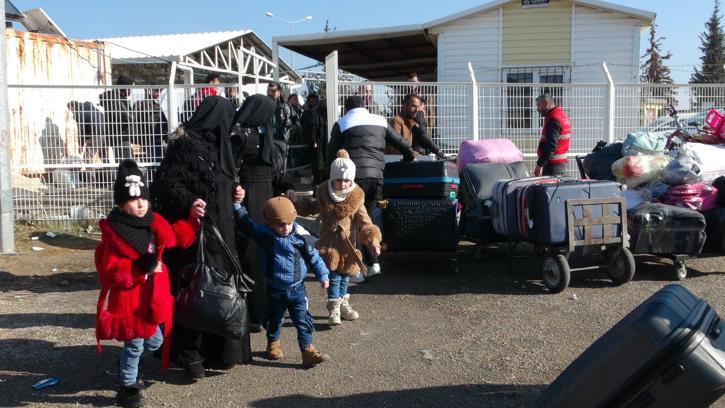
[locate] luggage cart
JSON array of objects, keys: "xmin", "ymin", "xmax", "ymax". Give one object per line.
[{"xmin": 537, "ymin": 197, "xmax": 635, "ymax": 293}]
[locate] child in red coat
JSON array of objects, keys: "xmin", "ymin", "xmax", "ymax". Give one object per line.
[{"xmin": 95, "ymin": 160, "xmax": 176, "ymax": 408}]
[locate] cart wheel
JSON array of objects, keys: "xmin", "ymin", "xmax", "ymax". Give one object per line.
[
  {"xmin": 542, "ymin": 255, "xmax": 571, "ymax": 294},
  {"xmin": 607, "ymin": 247, "xmax": 636, "ymax": 285},
  {"xmin": 674, "ymin": 261, "xmax": 688, "ymax": 281}
]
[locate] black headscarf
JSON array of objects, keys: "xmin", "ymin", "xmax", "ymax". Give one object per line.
[
  {"xmin": 233, "ymin": 94, "xmax": 276, "ymax": 128},
  {"xmin": 184, "ymin": 96, "xmax": 236, "ymax": 177}
]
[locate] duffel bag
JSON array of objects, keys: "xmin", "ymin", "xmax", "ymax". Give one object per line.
[{"xmin": 621, "ymin": 132, "xmax": 668, "ymax": 156}]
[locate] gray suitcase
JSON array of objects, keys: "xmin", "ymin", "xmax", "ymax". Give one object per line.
[
  {"xmin": 535, "ymin": 284, "xmax": 725, "ymax": 408},
  {"xmin": 491, "ymin": 177, "xmax": 558, "ymax": 239}
]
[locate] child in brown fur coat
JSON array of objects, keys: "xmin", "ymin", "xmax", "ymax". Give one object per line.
[{"xmin": 288, "ymin": 149, "xmax": 382, "ymax": 326}]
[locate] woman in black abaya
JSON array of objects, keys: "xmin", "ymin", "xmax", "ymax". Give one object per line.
[
  {"xmin": 152, "ymin": 96, "xmax": 252, "ymax": 378},
  {"xmin": 232, "ymin": 95, "xmax": 278, "ymax": 332}
]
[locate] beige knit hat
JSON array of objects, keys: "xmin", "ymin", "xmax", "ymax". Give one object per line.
[
  {"xmin": 263, "ymin": 196, "xmax": 297, "ymax": 225},
  {"xmin": 330, "ymin": 149, "xmax": 356, "ymax": 181}
]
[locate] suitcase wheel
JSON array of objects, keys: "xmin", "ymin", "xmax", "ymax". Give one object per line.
[
  {"xmin": 606, "ymin": 247, "xmax": 636, "ymax": 285},
  {"xmin": 674, "ymin": 261, "xmax": 688, "ymax": 281},
  {"xmin": 542, "ymin": 255, "xmax": 570, "ymax": 294}
]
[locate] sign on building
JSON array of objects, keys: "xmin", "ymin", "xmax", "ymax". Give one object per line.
[{"xmin": 522, "ymin": 0, "xmax": 550, "ymax": 8}]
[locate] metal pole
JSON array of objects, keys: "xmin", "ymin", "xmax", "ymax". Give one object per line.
[
  {"xmin": 0, "ymin": 0, "xmax": 16, "ymax": 254},
  {"xmin": 325, "ymin": 51, "xmax": 339, "ymax": 141},
  {"xmin": 601, "ymin": 62, "xmax": 615, "ymax": 143},
  {"xmin": 168, "ymin": 62, "xmax": 178, "ymax": 131},
  {"xmin": 468, "ymin": 62, "xmax": 479, "ymax": 141},
  {"xmin": 273, "ymin": 40, "xmax": 280, "ymax": 82}
]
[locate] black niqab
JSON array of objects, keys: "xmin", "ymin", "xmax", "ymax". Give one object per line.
[
  {"xmin": 233, "ymin": 94, "xmax": 276, "ymax": 128},
  {"xmin": 184, "ymin": 96, "xmax": 236, "ymax": 177}
]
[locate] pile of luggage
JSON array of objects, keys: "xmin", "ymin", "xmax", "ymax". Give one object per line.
[{"xmin": 579, "ymin": 110, "xmax": 725, "ymax": 277}]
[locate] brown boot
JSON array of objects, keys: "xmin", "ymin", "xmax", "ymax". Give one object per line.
[
  {"xmin": 266, "ymin": 340, "xmax": 284, "ymax": 360},
  {"xmin": 301, "ymin": 345, "xmax": 330, "ymax": 368}
]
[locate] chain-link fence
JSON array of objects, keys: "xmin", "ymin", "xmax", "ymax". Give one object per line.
[{"xmin": 9, "ymin": 81, "xmax": 725, "ymax": 222}]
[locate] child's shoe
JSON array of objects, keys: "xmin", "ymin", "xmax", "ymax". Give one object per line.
[
  {"xmin": 266, "ymin": 340, "xmax": 284, "ymax": 360},
  {"xmin": 340, "ymin": 294, "xmax": 359, "ymax": 321},
  {"xmin": 326, "ymin": 298, "xmax": 342, "ymax": 326},
  {"xmin": 367, "ymin": 263, "xmax": 382, "ymax": 278},
  {"xmin": 301, "ymin": 345, "xmax": 330, "ymax": 368},
  {"xmin": 116, "ymin": 384, "xmax": 145, "ymax": 408},
  {"xmin": 349, "ymin": 272, "xmax": 365, "ymax": 284}
]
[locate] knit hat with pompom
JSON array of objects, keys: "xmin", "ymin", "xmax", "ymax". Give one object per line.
[{"xmin": 329, "ymin": 149, "xmax": 356, "ymax": 181}]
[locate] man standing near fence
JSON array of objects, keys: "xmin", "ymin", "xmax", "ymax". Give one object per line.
[
  {"xmin": 535, "ymin": 93, "xmax": 571, "ymax": 177},
  {"xmin": 99, "ymin": 75, "xmax": 136, "ymax": 161},
  {"xmin": 387, "ymin": 94, "xmax": 444, "ymax": 158},
  {"xmin": 327, "ymin": 96, "xmax": 415, "ymax": 281}
]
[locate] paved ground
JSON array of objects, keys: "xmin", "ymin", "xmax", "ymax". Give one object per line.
[{"xmin": 0, "ymin": 227, "xmax": 724, "ymax": 407}]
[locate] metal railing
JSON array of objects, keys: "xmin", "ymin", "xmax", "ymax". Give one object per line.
[{"xmin": 9, "ymin": 80, "xmax": 725, "ymax": 222}]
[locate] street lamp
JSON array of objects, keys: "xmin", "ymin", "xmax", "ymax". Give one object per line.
[{"xmin": 266, "ymin": 11, "xmax": 312, "ymax": 69}]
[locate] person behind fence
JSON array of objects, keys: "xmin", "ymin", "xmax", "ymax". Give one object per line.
[
  {"xmin": 99, "ymin": 75, "xmax": 136, "ymax": 160},
  {"xmin": 287, "ymin": 149, "xmax": 382, "ymax": 326},
  {"xmin": 388, "ymin": 93, "xmax": 444, "ymax": 158},
  {"xmin": 152, "ymin": 96, "xmax": 253, "ymax": 379},
  {"xmin": 327, "ymin": 95, "xmax": 415, "ymax": 283},
  {"xmin": 267, "ymin": 82, "xmax": 294, "ymax": 189},
  {"xmin": 301, "ymin": 93, "xmax": 328, "ymax": 187},
  {"xmin": 181, "ymin": 73, "xmax": 222, "ymax": 122},
  {"xmin": 133, "ymin": 88, "xmax": 168, "ymax": 162},
  {"xmin": 535, "ymin": 93, "xmax": 571, "ymax": 177},
  {"xmin": 232, "ymin": 193, "xmax": 332, "ymax": 368},
  {"xmin": 67, "ymin": 100, "xmax": 109, "ymax": 164},
  {"xmin": 95, "ymin": 159, "xmax": 176, "ymax": 408}
]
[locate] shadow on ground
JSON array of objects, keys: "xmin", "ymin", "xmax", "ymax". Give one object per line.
[
  {"xmin": 0, "ymin": 271, "xmax": 98, "ymax": 293},
  {"xmin": 248, "ymin": 383, "xmax": 546, "ymax": 408},
  {"xmin": 31, "ymin": 233, "xmax": 99, "ymax": 250},
  {"xmin": 0, "ymin": 313, "xmax": 95, "ymax": 329}
]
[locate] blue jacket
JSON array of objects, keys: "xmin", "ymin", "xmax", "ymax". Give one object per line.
[{"xmin": 234, "ymin": 203, "xmax": 329, "ymax": 290}]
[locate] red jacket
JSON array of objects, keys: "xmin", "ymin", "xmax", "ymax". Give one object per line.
[
  {"xmin": 537, "ymin": 106, "xmax": 571, "ymax": 166},
  {"xmin": 95, "ymin": 212, "xmax": 176, "ymax": 370}
]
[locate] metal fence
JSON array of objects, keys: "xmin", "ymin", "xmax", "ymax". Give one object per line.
[{"xmin": 9, "ymin": 80, "xmax": 725, "ymax": 222}]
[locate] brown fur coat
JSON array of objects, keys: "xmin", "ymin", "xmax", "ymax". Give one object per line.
[{"xmin": 296, "ymin": 182, "xmax": 382, "ymax": 275}]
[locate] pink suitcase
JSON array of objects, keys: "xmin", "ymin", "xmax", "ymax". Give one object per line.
[
  {"xmin": 458, "ymin": 139, "xmax": 524, "ymax": 172},
  {"xmin": 663, "ymin": 184, "xmax": 718, "ymax": 211}
]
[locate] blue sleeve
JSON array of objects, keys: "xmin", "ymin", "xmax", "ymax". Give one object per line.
[
  {"xmin": 234, "ymin": 203, "xmax": 268, "ymax": 243},
  {"xmin": 307, "ymin": 245, "xmax": 329, "ymax": 282}
]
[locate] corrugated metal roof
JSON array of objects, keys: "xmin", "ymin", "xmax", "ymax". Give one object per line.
[
  {"xmin": 99, "ymin": 30, "xmax": 252, "ymax": 62},
  {"xmin": 5, "ymin": 0, "xmax": 24, "ymax": 21}
]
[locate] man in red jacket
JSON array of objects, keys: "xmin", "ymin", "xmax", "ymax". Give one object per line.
[{"xmin": 534, "ymin": 94, "xmax": 571, "ymax": 177}]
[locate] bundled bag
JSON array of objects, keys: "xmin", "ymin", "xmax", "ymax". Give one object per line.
[
  {"xmin": 581, "ymin": 142, "xmax": 623, "ymax": 181},
  {"xmin": 611, "ymin": 155, "xmax": 671, "ymax": 189},
  {"xmin": 175, "ymin": 221, "xmax": 254, "ymax": 338},
  {"xmin": 662, "ymin": 156, "xmax": 703, "ymax": 185},
  {"xmin": 457, "ymin": 139, "xmax": 523, "ymax": 172},
  {"xmin": 621, "ymin": 132, "xmax": 668, "ymax": 156},
  {"xmin": 645, "ymin": 180, "xmax": 671, "ymax": 199},
  {"xmin": 663, "ymin": 183, "xmax": 718, "ymax": 211},
  {"xmin": 678, "ymin": 142, "xmax": 725, "ymax": 183}
]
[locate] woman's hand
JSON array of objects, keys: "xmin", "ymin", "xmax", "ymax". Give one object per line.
[
  {"xmin": 189, "ymin": 198, "xmax": 206, "ymax": 219},
  {"xmin": 233, "ymin": 185, "xmax": 245, "ymax": 203}
]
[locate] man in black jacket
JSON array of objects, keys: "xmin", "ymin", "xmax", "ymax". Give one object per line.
[
  {"xmin": 99, "ymin": 75, "xmax": 135, "ymax": 161},
  {"xmin": 327, "ymin": 96, "xmax": 415, "ymax": 279}
]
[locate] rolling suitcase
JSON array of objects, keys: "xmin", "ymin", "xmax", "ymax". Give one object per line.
[
  {"xmin": 382, "ymin": 198, "xmax": 458, "ymax": 252},
  {"xmin": 535, "ymin": 284, "xmax": 725, "ymax": 408},
  {"xmin": 459, "ymin": 162, "xmax": 530, "ymax": 241},
  {"xmin": 581, "ymin": 141, "xmax": 623, "ymax": 181},
  {"xmin": 491, "ymin": 177, "xmax": 558, "ymax": 240},
  {"xmin": 628, "ymin": 203, "xmax": 706, "ymax": 256},
  {"xmin": 382, "ymin": 160, "xmax": 459, "ymax": 199},
  {"xmin": 703, "ymin": 206, "xmax": 725, "ymax": 253},
  {"xmin": 520, "ymin": 179, "xmax": 626, "ymax": 245}
]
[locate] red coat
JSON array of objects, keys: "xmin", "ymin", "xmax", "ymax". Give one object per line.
[
  {"xmin": 537, "ymin": 106, "xmax": 571, "ymax": 165},
  {"xmin": 95, "ymin": 212, "xmax": 176, "ymax": 370}
]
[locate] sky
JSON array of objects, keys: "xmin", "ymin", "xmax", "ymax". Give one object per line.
[{"xmin": 10, "ymin": 0, "xmax": 711, "ymax": 83}]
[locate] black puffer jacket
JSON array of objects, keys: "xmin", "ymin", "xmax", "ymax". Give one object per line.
[{"xmin": 327, "ymin": 108, "xmax": 414, "ymax": 180}]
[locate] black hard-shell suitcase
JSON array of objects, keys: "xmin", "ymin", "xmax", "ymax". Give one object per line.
[
  {"xmin": 458, "ymin": 162, "xmax": 529, "ymax": 241},
  {"xmin": 703, "ymin": 206, "xmax": 725, "ymax": 253},
  {"xmin": 536, "ymin": 284, "xmax": 725, "ymax": 408},
  {"xmin": 382, "ymin": 198, "xmax": 458, "ymax": 252},
  {"xmin": 520, "ymin": 179, "xmax": 625, "ymax": 245},
  {"xmin": 628, "ymin": 203, "xmax": 706, "ymax": 256},
  {"xmin": 383, "ymin": 160, "xmax": 459, "ymax": 199}
]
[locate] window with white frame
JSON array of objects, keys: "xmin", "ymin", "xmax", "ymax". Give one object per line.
[{"xmin": 502, "ymin": 66, "xmax": 570, "ymax": 129}]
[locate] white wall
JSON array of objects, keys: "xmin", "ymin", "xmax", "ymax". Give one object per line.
[{"xmin": 431, "ymin": 9, "xmax": 500, "ymax": 83}]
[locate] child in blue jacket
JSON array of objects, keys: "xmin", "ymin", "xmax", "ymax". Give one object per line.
[{"xmin": 234, "ymin": 192, "xmax": 331, "ymax": 367}]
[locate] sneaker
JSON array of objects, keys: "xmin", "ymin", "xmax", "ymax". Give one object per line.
[
  {"xmin": 367, "ymin": 263, "xmax": 382, "ymax": 278},
  {"xmin": 349, "ymin": 272, "xmax": 365, "ymax": 284},
  {"xmin": 116, "ymin": 385, "xmax": 145, "ymax": 408}
]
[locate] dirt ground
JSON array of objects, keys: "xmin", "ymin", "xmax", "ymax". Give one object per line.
[{"xmin": 0, "ymin": 225, "xmax": 724, "ymax": 407}]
